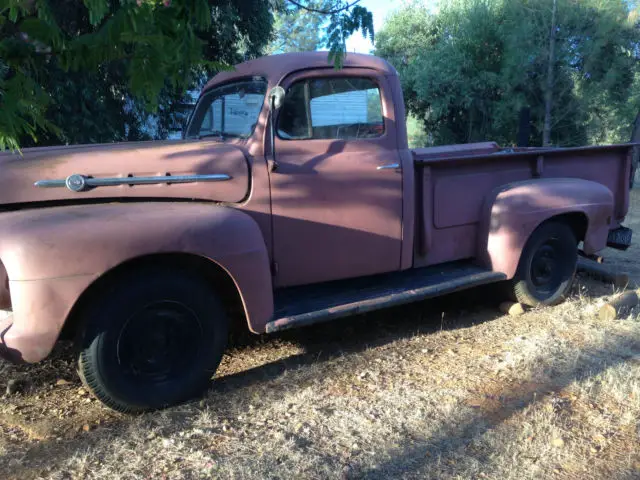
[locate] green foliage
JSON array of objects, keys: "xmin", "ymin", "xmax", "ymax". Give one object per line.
[
  {"xmin": 376, "ymin": 0, "xmax": 640, "ymax": 147},
  {"xmin": 0, "ymin": 63, "xmax": 58, "ymax": 150},
  {"xmin": 266, "ymin": 0, "xmax": 334, "ymax": 54},
  {"xmin": 0, "ymin": 0, "xmax": 259, "ymax": 150},
  {"xmin": 265, "ymin": 0, "xmax": 374, "ymax": 61},
  {"xmin": 374, "ymin": 4, "xmax": 436, "ymax": 74},
  {"xmin": 326, "ymin": 4, "xmax": 374, "ymax": 67},
  {"xmin": 366, "ymin": 88, "xmax": 381, "ymax": 123},
  {"xmin": 406, "ymin": 114, "xmax": 431, "ymax": 148},
  {"xmin": 0, "ymin": 0, "xmax": 373, "ymax": 150}
]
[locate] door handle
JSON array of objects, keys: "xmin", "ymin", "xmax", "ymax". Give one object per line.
[{"xmin": 376, "ymin": 163, "xmax": 400, "ymax": 170}]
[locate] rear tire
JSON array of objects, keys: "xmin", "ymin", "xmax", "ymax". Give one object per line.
[
  {"xmin": 511, "ymin": 221, "xmax": 578, "ymax": 307},
  {"xmin": 77, "ymin": 267, "xmax": 228, "ymax": 413}
]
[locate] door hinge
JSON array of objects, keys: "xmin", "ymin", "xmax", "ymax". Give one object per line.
[{"xmin": 271, "ymin": 261, "xmax": 279, "ymax": 276}]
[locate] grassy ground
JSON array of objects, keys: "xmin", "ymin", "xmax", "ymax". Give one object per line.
[{"xmin": 1, "ymin": 189, "xmax": 639, "ymax": 480}]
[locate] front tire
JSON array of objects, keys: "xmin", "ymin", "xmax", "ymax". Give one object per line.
[
  {"xmin": 511, "ymin": 221, "xmax": 578, "ymax": 307},
  {"xmin": 77, "ymin": 267, "xmax": 228, "ymax": 413}
]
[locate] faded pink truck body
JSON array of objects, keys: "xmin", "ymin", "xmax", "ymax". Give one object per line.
[{"xmin": 0, "ymin": 52, "xmax": 633, "ymax": 364}]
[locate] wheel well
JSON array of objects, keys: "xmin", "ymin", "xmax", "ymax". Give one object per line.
[
  {"xmin": 545, "ymin": 212, "xmax": 588, "ymax": 243},
  {"xmin": 60, "ymin": 253, "xmax": 249, "ymax": 341}
]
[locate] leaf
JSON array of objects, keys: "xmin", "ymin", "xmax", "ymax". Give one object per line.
[
  {"xmin": 19, "ymin": 17, "xmax": 61, "ymax": 45},
  {"xmin": 83, "ymin": 0, "xmax": 110, "ymax": 26}
]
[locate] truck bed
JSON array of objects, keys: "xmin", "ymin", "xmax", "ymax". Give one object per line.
[{"xmin": 411, "ymin": 143, "xmax": 633, "ymax": 268}]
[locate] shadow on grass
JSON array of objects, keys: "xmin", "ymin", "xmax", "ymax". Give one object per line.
[
  {"xmin": 1, "ymin": 281, "xmax": 637, "ymax": 479},
  {"xmin": 351, "ymin": 333, "xmax": 640, "ymax": 479},
  {"xmin": 214, "ymin": 282, "xmax": 505, "ymax": 392}
]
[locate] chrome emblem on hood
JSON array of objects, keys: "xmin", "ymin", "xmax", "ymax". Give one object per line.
[
  {"xmin": 65, "ymin": 174, "xmax": 88, "ymax": 192},
  {"xmin": 34, "ymin": 173, "xmax": 232, "ymax": 192}
]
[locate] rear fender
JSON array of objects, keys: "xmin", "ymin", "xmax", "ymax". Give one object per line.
[
  {"xmin": 478, "ymin": 178, "xmax": 614, "ymax": 279},
  {"xmin": 0, "ymin": 203, "xmax": 273, "ymax": 362}
]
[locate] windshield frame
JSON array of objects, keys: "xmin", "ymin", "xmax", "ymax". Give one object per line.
[{"xmin": 184, "ymin": 76, "xmax": 268, "ymax": 140}]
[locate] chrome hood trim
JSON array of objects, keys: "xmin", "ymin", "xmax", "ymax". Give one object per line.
[{"xmin": 34, "ymin": 173, "xmax": 232, "ymax": 192}]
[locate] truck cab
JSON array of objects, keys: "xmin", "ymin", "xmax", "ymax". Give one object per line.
[{"xmin": 182, "ymin": 53, "xmax": 411, "ymax": 287}]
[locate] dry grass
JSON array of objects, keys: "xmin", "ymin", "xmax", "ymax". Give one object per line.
[{"xmin": 1, "ymin": 191, "xmax": 639, "ymax": 480}]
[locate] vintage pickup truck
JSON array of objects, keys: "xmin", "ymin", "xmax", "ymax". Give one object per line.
[{"xmin": 0, "ymin": 52, "xmax": 634, "ymax": 412}]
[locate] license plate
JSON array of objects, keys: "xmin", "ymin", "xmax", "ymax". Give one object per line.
[{"xmin": 607, "ymin": 226, "xmax": 633, "ymax": 250}]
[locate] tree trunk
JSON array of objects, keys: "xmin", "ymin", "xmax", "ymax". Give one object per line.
[
  {"xmin": 542, "ymin": 0, "xmax": 557, "ymax": 146},
  {"xmin": 517, "ymin": 107, "xmax": 531, "ymax": 147}
]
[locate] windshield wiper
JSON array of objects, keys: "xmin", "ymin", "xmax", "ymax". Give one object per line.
[{"xmin": 198, "ymin": 131, "xmax": 241, "ymax": 140}]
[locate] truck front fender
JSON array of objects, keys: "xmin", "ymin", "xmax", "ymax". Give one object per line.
[
  {"xmin": 478, "ymin": 178, "xmax": 614, "ymax": 279},
  {"xmin": 0, "ymin": 202, "xmax": 273, "ymax": 362}
]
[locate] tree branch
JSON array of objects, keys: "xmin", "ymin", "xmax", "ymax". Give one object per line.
[{"xmin": 285, "ymin": 0, "xmax": 361, "ymax": 15}]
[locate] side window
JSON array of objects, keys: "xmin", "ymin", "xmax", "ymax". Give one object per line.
[
  {"xmin": 277, "ymin": 77, "xmax": 384, "ymax": 140},
  {"xmin": 277, "ymin": 82, "xmax": 310, "ymax": 139}
]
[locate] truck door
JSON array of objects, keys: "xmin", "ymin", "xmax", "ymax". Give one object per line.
[{"xmin": 269, "ymin": 69, "xmax": 404, "ymax": 287}]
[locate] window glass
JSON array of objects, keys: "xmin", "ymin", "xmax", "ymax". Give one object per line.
[
  {"xmin": 277, "ymin": 82, "xmax": 310, "ymax": 139},
  {"xmin": 277, "ymin": 77, "xmax": 384, "ymax": 140},
  {"xmin": 186, "ymin": 78, "xmax": 267, "ymax": 139}
]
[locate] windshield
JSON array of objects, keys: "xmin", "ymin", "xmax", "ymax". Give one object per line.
[{"xmin": 186, "ymin": 77, "xmax": 267, "ymax": 139}]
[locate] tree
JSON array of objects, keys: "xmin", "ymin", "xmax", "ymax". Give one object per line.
[
  {"xmin": 378, "ymin": 1, "xmax": 508, "ymax": 145},
  {"xmin": 0, "ymin": 0, "xmax": 270, "ymax": 150},
  {"xmin": 376, "ymin": 0, "xmax": 640, "ymax": 147},
  {"xmin": 0, "ymin": 0, "xmax": 373, "ymax": 150},
  {"xmin": 501, "ymin": 0, "xmax": 638, "ymax": 146},
  {"xmin": 374, "ymin": 4, "xmax": 436, "ymax": 124},
  {"xmin": 542, "ymin": 0, "xmax": 557, "ymax": 146},
  {"xmin": 266, "ymin": 0, "xmax": 334, "ymax": 54}
]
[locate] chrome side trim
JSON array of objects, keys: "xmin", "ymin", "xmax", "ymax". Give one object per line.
[
  {"xmin": 34, "ymin": 173, "xmax": 232, "ymax": 192},
  {"xmin": 376, "ymin": 163, "xmax": 400, "ymax": 170},
  {"xmin": 33, "ymin": 179, "xmax": 67, "ymax": 188}
]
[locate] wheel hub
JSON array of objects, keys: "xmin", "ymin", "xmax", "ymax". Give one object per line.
[
  {"xmin": 530, "ymin": 242, "xmax": 561, "ymax": 290},
  {"xmin": 117, "ymin": 301, "xmax": 203, "ymax": 383}
]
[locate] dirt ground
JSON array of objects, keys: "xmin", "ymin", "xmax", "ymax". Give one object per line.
[{"xmin": 1, "ymin": 188, "xmax": 639, "ymax": 480}]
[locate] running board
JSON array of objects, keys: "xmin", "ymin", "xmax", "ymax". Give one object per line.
[{"xmin": 266, "ymin": 262, "xmax": 506, "ymax": 333}]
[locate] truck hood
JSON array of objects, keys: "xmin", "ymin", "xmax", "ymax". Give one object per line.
[{"xmin": 0, "ymin": 140, "xmax": 251, "ymax": 207}]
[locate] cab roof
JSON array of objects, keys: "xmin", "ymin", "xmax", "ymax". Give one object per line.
[{"xmin": 203, "ymin": 51, "xmax": 398, "ymax": 92}]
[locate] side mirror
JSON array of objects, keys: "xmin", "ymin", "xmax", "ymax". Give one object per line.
[
  {"xmin": 267, "ymin": 86, "xmax": 285, "ymax": 173},
  {"xmin": 268, "ymin": 86, "xmax": 286, "ymax": 110}
]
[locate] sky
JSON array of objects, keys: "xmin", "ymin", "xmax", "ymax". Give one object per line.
[
  {"xmin": 344, "ymin": 0, "xmax": 438, "ymax": 54},
  {"xmin": 344, "ymin": 0, "xmax": 397, "ymax": 54}
]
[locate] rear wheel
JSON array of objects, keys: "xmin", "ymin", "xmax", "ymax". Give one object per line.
[
  {"xmin": 511, "ymin": 221, "xmax": 578, "ymax": 307},
  {"xmin": 77, "ymin": 267, "xmax": 228, "ymax": 413}
]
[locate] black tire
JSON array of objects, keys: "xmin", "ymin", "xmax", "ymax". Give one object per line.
[
  {"xmin": 77, "ymin": 267, "xmax": 228, "ymax": 413},
  {"xmin": 511, "ymin": 221, "xmax": 578, "ymax": 307}
]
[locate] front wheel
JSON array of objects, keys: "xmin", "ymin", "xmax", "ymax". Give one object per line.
[
  {"xmin": 77, "ymin": 267, "xmax": 229, "ymax": 413},
  {"xmin": 511, "ymin": 221, "xmax": 578, "ymax": 307}
]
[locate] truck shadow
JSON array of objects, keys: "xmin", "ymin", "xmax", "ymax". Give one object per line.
[
  {"xmin": 1, "ymin": 282, "xmax": 637, "ymax": 479},
  {"xmin": 215, "ymin": 282, "xmax": 506, "ymax": 389}
]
